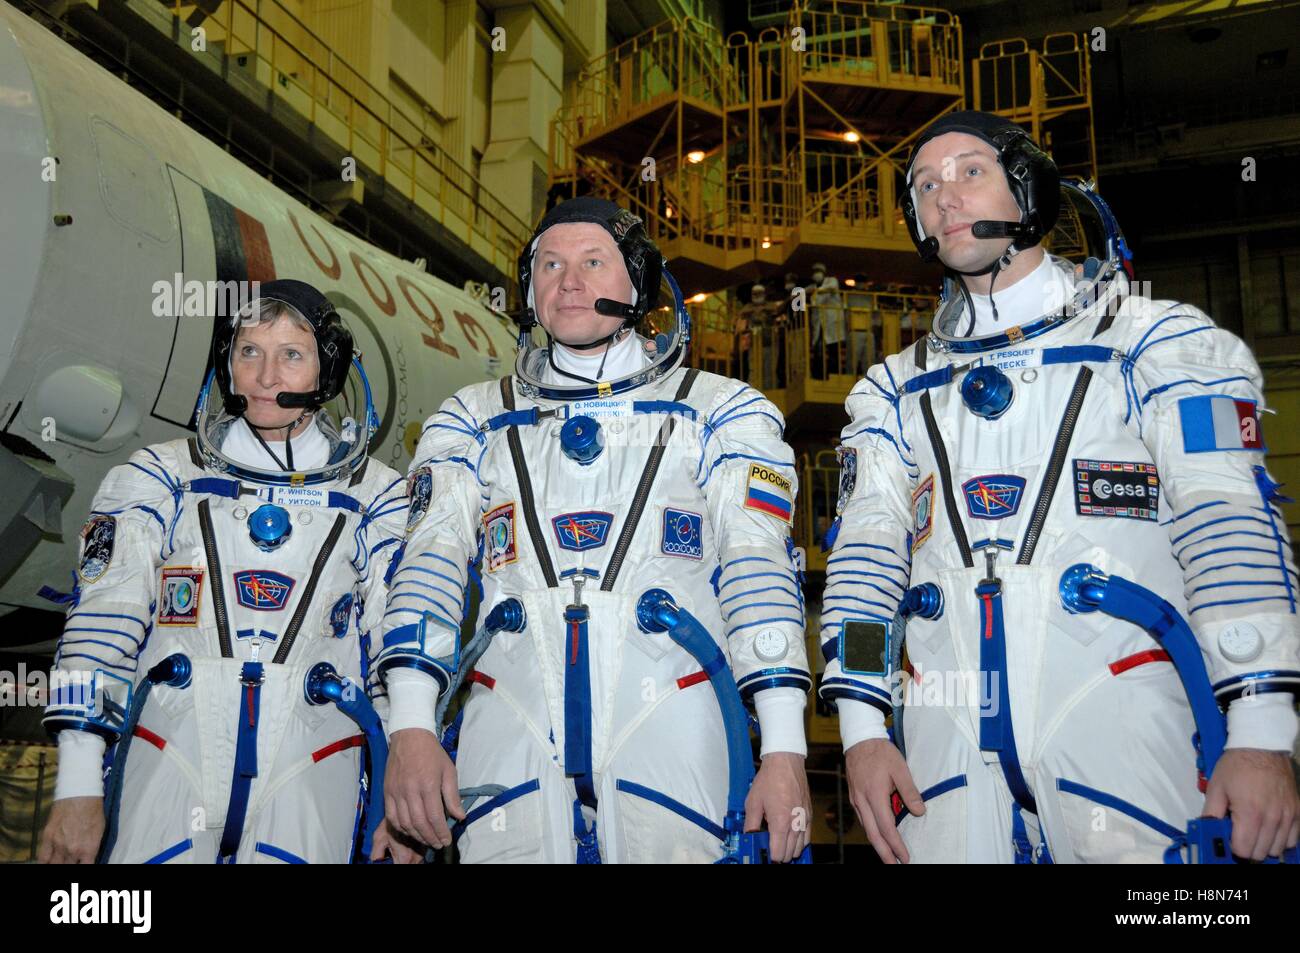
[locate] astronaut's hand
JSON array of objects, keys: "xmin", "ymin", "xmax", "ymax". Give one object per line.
[
  {"xmin": 844, "ymin": 738, "xmax": 923, "ymax": 864},
  {"xmin": 385, "ymin": 728, "xmax": 465, "ymax": 850},
  {"xmin": 1202, "ymin": 748, "xmax": 1300, "ymax": 860},
  {"xmin": 745, "ymin": 752, "xmax": 811, "ymax": 863},
  {"xmin": 37, "ymin": 796, "xmax": 104, "ymax": 864},
  {"xmin": 369, "ymin": 816, "xmax": 424, "ymax": 864}
]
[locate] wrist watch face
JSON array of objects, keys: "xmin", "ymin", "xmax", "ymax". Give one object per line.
[
  {"xmin": 1218, "ymin": 622, "xmax": 1263, "ymax": 664},
  {"xmin": 754, "ymin": 628, "xmax": 789, "ymax": 662}
]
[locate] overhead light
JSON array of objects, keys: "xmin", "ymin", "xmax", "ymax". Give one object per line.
[
  {"xmin": 844, "ymin": 131, "xmax": 860, "ymax": 143},
  {"xmin": 687, "ymin": 150, "xmax": 705, "ymax": 163},
  {"xmin": 844, "ymin": 278, "xmax": 856, "ymax": 287},
  {"xmin": 690, "ymin": 293, "xmax": 708, "ymax": 303}
]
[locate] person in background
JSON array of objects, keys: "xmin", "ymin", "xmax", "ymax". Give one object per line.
[{"xmin": 808, "ymin": 263, "xmax": 845, "ymax": 379}]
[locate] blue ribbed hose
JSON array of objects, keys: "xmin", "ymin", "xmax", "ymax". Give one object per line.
[
  {"xmin": 890, "ymin": 582, "xmax": 944, "ymax": 758},
  {"xmin": 97, "ymin": 653, "xmax": 192, "ymax": 864},
  {"xmin": 636, "ymin": 589, "xmax": 758, "ymax": 862},
  {"xmin": 434, "ymin": 598, "xmax": 526, "ymax": 737},
  {"xmin": 1058, "ymin": 564, "xmax": 1299, "ymax": 864},
  {"xmin": 1059, "ymin": 564, "xmax": 1227, "ymax": 771},
  {"xmin": 304, "ymin": 664, "xmax": 388, "ymax": 861}
]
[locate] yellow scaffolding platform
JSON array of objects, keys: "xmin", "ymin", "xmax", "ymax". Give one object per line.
[
  {"xmin": 549, "ymin": 3, "xmax": 966, "ymax": 297},
  {"xmin": 547, "ymin": 3, "xmax": 964, "ymax": 434},
  {"xmin": 972, "ymin": 32, "xmax": 1098, "ymax": 183}
]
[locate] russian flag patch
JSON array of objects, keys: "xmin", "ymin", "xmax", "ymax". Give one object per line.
[
  {"xmin": 1178, "ymin": 396, "xmax": 1265, "ymax": 453},
  {"xmin": 744, "ymin": 463, "xmax": 793, "ymax": 524}
]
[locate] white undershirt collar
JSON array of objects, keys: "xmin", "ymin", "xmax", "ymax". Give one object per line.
[
  {"xmin": 219, "ymin": 416, "xmax": 330, "ymax": 471},
  {"xmin": 966, "ymin": 254, "xmax": 1072, "ymax": 338}
]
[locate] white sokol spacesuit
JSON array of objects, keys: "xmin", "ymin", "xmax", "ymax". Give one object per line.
[
  {"xmin": 44, "ymin": 281, "xmax": 406, "ymax": 864},
  {"xmin": 380, "ymin": 199, "xmax": 810, "ymax": 863},
  {"xmin": 822, "ymin": 117, "xmax": 1300, "ymax": 863}
]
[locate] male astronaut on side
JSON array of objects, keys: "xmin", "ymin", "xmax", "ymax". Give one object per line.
[
  {"xmin": 824, "ymin": 111, "xmax": 1299, "ymax": 863},
  {"xmin": 38, "ymin": 280, "xmax": 414, "ymax": 864},
  {"xmin": 380, "ymin": 197, "xmax": 812, "ymax": 863}
]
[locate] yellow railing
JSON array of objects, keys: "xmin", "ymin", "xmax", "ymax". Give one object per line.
[
  {"xmin": 727, "ymin": 162, "xmax": 800, "ymax": 248},
  {"xmin": 802, "ymin": 152, "xmax": 887, "ymax": 234},
  {"xmin": 975, "ymin": 33, "xmax": 1090, "ymax": 116},
  {"xmin": 797, "ymin": 450, "xmax": 841, "ymax": 571},
  {"xmin": 551, "ymin": 4, "xmax": 967, "ymax": 281},
  {"xmin": 685, "ymin": 288, "xmax": 935, "ymax": 411},
  {"xmin": 566, "ymin": 17, "xmax": 726, "ymax": 147},
  {"xmin": 165, "ymin": 0, "xmax": 531, "ymax": 275},
  {"xmin": 791, "ymin": 1, "xmax": 962, "ymax": 88},
  {"xmin": 972, "ymin": 32, "xmax": 1096, "ymax": 181}
]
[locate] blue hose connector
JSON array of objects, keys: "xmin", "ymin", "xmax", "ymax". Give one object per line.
[
  {"xmin": 148, "ymin": 653, "xmax": 192, "ymax": 689},
  {"xmin": 1059, "ymin": 562, "xmax": 1108, "ymax": 614},
  {"xmin": 636, "ymin": 588, "xmax": 676, "ymax": 633},
  {"xmin": 901, "ymin": 582, "xmax": 944, "ymax": 620},
  {"xmin": 485, "ymin": 598, "xmax": 526, "ymax": 634}
]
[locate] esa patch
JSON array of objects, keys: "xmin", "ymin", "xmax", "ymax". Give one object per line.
[
  {"xmin": 158, "ymin": 567, "xmax": 204, "ymax": 626},
  {"xmin": 962, "ymin": 475, "xmax": 1026, "ymax": 521},
  {"xmin": 483, "ymin": 502, "xmax": 518, "ymax": 572},
  {"xmin": 745, "ymin": 463, "xmax": 793, "ymax": 524},
  {"xmin": 406, "ymin": 467, "xmax": 432, "ymax": 532},
  {"xmin": 1178, "ymin": 395, "xmax": 1265, "ymax": 453},
  {"xmin": 836, "ymin": 447, "xmax": 858, "ymax": 516},
  {"xmin": 77, "ymin": 515, "xmax": 116, "ymax": 583},
  {"xmin": 1074, "ymin": 459, "xmax": 1160, "ymax": 521},
  {"xmin": 233, "ymin": 570, "xmax": 296, "ymax": 611},
  {"xmin": 912, "ymin": 475, "xmax": 935, "ymax": 552},
  {"xmin": 330, "ymin": 593, "xmax": 354, "ymax": 638},
  {"xmin": 552, "ymin": 511, "xmax": 614, "ymax": 551},
  {"xmin": 661, "ymin": 508, "xmax": 704, "ymax": 559}
]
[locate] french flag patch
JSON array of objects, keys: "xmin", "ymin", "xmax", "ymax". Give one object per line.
[{"xmin": 1178, "ymin": 395, "xmax": 1265, "ymax": 453}]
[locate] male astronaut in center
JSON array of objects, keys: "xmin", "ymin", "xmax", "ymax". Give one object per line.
[
  {"xmin": 380, "ymin": 197, "xmax": 812, "ymax": 863},
  {"xmin": 824, "ymin": 111, "xmax": 1299, "ymax": 863}
]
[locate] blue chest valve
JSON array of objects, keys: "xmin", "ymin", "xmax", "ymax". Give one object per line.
[
  {"xmin": 560, "ymin": 415, "xmax": 604, "ymax": 465},
  {"xmin": 960, "ymin": 364, "xmax": 1014, "ymax": 420},
  {"xmin": 248, "ymin": 504, "xmax": 292, "ymax": 551}
]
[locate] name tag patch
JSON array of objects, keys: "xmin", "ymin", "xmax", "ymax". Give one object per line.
[
  {"xmin": 1074, "ymin": 459, "xmax": 1160, "ymax": 521},
  {"xmin": 662, "ymin": 508, "xmax": 704, "ymax": 559},
  {"xmin": 159, "ymin": 567, "xmax": 204, "ymax": 626},
  {"xmin": 570, "ymin": 398, "xmax": 632, "ymax": 419}
]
